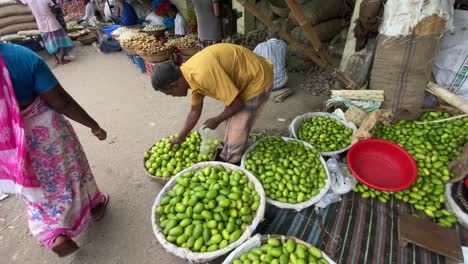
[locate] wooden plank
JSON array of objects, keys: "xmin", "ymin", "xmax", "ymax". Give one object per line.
[
  {"xmin": 398, "ymin": 214, "xmax": 463, "ymax": 262},
  {"xmin": 284, "ymin": 0, "xmax": 329, "ymax": 62},
  {"xmin": 331, "ymin": 90, "xmax": 384, "ymax": 101},
  {"xmin": 426, "ymin": 82, "xmax": 468, "ymax": 114},
  {"xmin": 235, "ymin": 0, "xmax": 360, "ymax": 90}
]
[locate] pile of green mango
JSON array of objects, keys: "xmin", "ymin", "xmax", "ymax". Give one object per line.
[
  {"xmin": 144, "ymin": 132, "xmax": 216, "ymax": 178},
  {"xmin": 155, "ymin": 165, "xmax": 261, "ymax": 252},
  {"xmin": 353, "ymin": 112, "xmax": 467, "ymax": 228},
  {"xmin": 244, "ymin": 137, "xmax": 328, "ymax": 204},
  {"xmin": 298, "ymin": 116, "xmax": 353, "ymax": 152},
  {"xmin": 231, "ymin": 237, "xmax": 329, "ymax": 264}
]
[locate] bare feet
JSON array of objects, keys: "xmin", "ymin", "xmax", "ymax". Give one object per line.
[
  {"xmin": 51, "ymin": 235, "xmax": 79, "ymax": 257},
  {"xmin": 90, "ymin": 193, "xmax": 109, "ymax": 222}
]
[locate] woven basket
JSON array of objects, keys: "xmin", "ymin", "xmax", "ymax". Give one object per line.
[
  {"xmin": 121, "ymin": 44, "xmax": 138, "ymax": 55},
  {"xmin": 142, "ymin": 29, "xmax": 165, "ymax": 37},
  {"xmin": 151, "ymin": 162, "xmax": 266, "ymax": 262},
  {"xmin": 223, "ymin": 234, "xmax": 336, "ymax": 264},
  {"xmin": 179, "ymin": 46, "xmax": 198, "ymax": 56},
  {"xmin": 269, "ymin": 0, "xmax": 289, "ymax": 18},
  {"xmin": 138, "ymin": 51, "xmax": 172, "ymax": 63},
  {"xmin": 78, "ymin": 34, "xmax": 97, "ymax": 45}
]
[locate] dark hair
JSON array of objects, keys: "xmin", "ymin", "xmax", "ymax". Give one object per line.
[
  {"xmin": 168, "ymin": 4, "xmax": 178, "ymax": 14},
  {"xmin": 151, "ymin": 63, "xmax": 181, "ymax": 91},
  {"xmin": 267, "ymin": 29, "xmax": 279, "ymax": 39},
  {"xmin": 94, "ymin": 10, "xmax": 102, "ymax": 17}
]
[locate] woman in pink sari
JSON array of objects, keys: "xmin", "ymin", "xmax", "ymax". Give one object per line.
[{"xmin": 0, "ymin": 43, "xmax": 109, "ymax": 257}]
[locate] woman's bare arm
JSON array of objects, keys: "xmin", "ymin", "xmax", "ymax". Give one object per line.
[{"xmin": 39, "ymin": 84, "xmax": 106, "ymax": 139}]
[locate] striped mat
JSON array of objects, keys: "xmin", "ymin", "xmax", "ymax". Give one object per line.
[{"xmin": 256, "ymin": 192, "xmax": 468, "ymax": 264}]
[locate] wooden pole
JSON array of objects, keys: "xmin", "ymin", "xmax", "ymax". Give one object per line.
[
  {"xmin": 236, "ymin": 0, "xmax": 359, "ymax": 89},
  {"xmin": 284, "ymin": 0, "xmax": 329, "ymax": 62}
]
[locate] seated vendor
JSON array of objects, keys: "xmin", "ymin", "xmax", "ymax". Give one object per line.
[
  {"xmin": 112, "ymin": 0, "xmax": 140, "ymax": 26},
  {"xmin": 146, "ymin": 1, "xmax": 165, "ymax": 25},
  {"xmin": 151, "ymin": 44, "xmax": 273, "ymax": 164}
]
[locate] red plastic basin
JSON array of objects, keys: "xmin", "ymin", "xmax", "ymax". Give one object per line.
[{"xmin": 347, "ymin": 139, "xmax": 418, "ymax": 192}]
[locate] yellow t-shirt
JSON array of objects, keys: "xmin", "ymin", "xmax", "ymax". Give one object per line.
[{"xmin": 180, "ymin": 43, "xmax": 273, "ymax": 106}]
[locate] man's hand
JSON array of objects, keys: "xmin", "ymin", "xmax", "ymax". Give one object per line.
[
  {"xmin": 204, "ymin": 117, "xmax": 222, "ymax": 130},
  {"xmin": 170, "ymin": 136, "xmax": 185, "ymax": 144}
]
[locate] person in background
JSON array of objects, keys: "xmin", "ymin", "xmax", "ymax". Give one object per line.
[
  {"xmin": 253, "ymin": 30, "xmax": 288, "ymax": 91},
  {"xmin": 192, "ymin": 0, "xmax": 222, "ymax": 50},
  {"xmin": 51, "ymin": 0, "xmax": 67, "ymax": 31},
  {"xmin": 82, "ymin": 0, "xmax": 97, "ymax": 25},
  {"xmin": 21, "ymin": 0, "xmax": 74, "ymax": 65},
  {"xmin": 145, "ymin": 2, "xmax": 164, "ymax": 26},
  {"xmin": 0, "ymin": 43, "xmax": 109, "ymax": 257},
  {"xmin": 104, "ymin": 0, "xmax": 114, "ymax": 19},
  {"xmin": 167, "ymin": 4, "xmax": 188, "ymax": 36},
  {"xmin": 89, "ymin": 10, "xmax": 104, "ymax": 26},
  {"xmin": 156, "ymin": 1, "xmax": 175, "ymax": 31},
  {"xmin": 112, "ymin": 0, "xmax": 139, "ymax": 26},
  {"xmin": 151, "ymin": 44, "xmax": 273, "ymax": 164}
]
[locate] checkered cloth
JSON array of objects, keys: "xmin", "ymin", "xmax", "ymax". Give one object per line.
[
  {"xmin": 40, "ymin": 28, "xmax": 74, "ymax": 55},
  {"xmin": 221, "ymin": 86, "xmax": 272, "ymax": 163}
]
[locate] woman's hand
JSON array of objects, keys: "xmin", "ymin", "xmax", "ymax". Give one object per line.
[{"xmin": 92, "ymin": 127, "xmax": 107, "ymax": 141}]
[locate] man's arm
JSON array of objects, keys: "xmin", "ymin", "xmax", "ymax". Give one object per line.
[
  {"xmin": 172, "ymin": 103, "xmax": 203, "ymax": 144},
  {"xmin": 204, "ymin": 96, "xmax": 244, "ymax": 130}
]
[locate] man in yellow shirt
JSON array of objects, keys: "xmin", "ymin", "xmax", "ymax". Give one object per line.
[{"xmin": 151, "ymin": 43, "xmax": 273, "ymax": 163}]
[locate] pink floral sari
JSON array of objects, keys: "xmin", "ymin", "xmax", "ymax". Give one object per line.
[{"xmin": 0, "ymin": 55, "xmax": 104, "ymax": 248}]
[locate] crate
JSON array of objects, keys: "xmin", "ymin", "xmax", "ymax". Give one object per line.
[{"xmin": 144, "ymin": 59, "xmax": 174, "ymax": 76}]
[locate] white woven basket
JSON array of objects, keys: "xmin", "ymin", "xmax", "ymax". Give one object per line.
[
  {"xmin": 445, "ymin": 183, "xmax": 468, "ymax": 229},
  {"xmin": 222, "ymin": 234, "xmax": 336, "ymax": 264},
  {"xmin": 241, "ymin": 137, "xmax": 331, "ymax": 211},
  {"xmin": 151, "ymin": 161, "xmax": 266, "ymax": 263},
  {"xmin": 289, "ymin": 112, "xmax": 358, "ymax": 156}
]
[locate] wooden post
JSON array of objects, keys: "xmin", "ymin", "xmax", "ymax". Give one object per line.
[
  {"xmin": 284, "ymin": 0, "xmax": 329, "ymax": 62},
  {"xmin": 236, "ymin": 0, "xmax": 359, "ymax": 89}
]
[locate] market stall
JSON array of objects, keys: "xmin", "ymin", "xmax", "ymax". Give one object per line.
[{"xmin": 143, "ymin": 1, "xmax": 468, "ymax": 263}]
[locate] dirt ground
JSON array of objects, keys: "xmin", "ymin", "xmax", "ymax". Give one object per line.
[{"xmin": 0, "ymin": 45, "xmax": 326, "ymax": 264}]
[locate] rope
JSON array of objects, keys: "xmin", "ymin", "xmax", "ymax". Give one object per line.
[{"xmin": 414, "ymin": 114, "xmax": 468, "ymax": 125}]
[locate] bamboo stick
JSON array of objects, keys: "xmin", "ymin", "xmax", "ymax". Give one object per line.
[
  {"xmin": 331, "ymin": 90, "xmax": 384, "ymax": 101},
  {"xmin": 426, "ymin": 82, "xmax": 468, "ymax": 114},
  {"xmin": 284, "ymin": 0, "xmax": 329, "ymax": 62},
  {"xmin": 235, "ymin": 0, "xmax": 359, "ymax": 89}
]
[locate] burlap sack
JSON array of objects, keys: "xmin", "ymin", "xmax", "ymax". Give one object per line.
[
  {"xmin": 448, "ymin": 144, "xmax": 468, "ymax": 183},
  {"xmin": 0, "ymin": 15, "xmax": 35, "ymax": 29},
  {"xmin": 354, "ymin": 0, "xmax": 382, "ymax": 51},
  {"xmin": 0, "ymin": 0, "xmax": 16, "ymax": 8},
  {"xmin": 351, "ymin": 109, "xmax": 393, "ymax": 144},
  {"xmin": 288, "ymin": 0, "xmax": 350, "ymax": 26},
  {"xmin": 370, "ymin": 34, "xmax": 440, "ymax": 117},
  {"xmin": 0, "ymin": 5, "xmax": 32, "ymax": 18},
  {"xmin": 292, "ymin": 19, "xmax": 349, "ymax": 43},
  {"xmin": 0, "ymin": 22, "xmax": 38, "ymax": 36}
]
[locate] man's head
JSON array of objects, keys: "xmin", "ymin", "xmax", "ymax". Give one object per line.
[
  {"xmin": 151, "ymin": 63, "xmax": 188, "ymax": 97},
  {"xmin": 167, "ymin": 4, "xmax": 178, "ymax": 18},
  {"xmin": 267, "ymin": 29, "xmax": 279, "ymax": 40}
]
